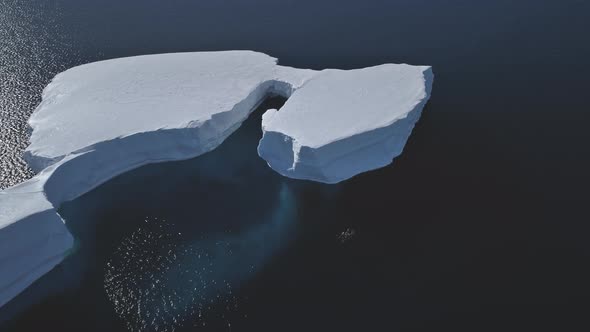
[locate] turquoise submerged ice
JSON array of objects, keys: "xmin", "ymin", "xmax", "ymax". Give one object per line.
[{"xmin": 0, "ymin": 51, "xmax": 433, "ymax": 308}]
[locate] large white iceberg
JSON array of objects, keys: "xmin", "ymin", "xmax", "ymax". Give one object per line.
[{"xmin": 0, "ymin": 51, "xmax": 432, "ymax": 308}]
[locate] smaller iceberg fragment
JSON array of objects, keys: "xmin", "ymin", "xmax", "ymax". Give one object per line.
[{"xmin": 258, "ymin": 64, "xmax": 433, "ymax": 183}]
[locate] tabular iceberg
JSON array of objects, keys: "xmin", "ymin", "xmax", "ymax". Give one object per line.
[
  {"xmin": 0, "ymin": 51, "xmax": 433, "ymax": 308},
  {"xmin": 258, "ymin": 64, "xmax": 433, "ymax": 183}
]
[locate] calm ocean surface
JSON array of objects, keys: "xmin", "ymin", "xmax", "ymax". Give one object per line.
[{"xmin": 1, "ymin": 0, "xmax": 590, "ymax": 331}]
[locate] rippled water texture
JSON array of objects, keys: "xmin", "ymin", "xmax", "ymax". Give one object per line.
[
  {"xmin": 0, "ymin": 0, "xmax": 79, "ymax": 188},
  {"xmin": 103, "ymin": 218, "xmax": 243, "ymax": 331},
  {"xmin": 104, "ymin": 181, "xmax": 297, "ymax": 332}
]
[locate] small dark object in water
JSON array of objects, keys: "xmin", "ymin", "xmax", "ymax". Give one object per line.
[{"xmin": 337, "ymin": 228, "xmax": 356, "ymax": 243}]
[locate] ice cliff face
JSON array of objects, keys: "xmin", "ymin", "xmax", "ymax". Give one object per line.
[
  {"xmin": 0, "ymin": 51, "xmax": 433, "ymax": 308},
  {"xmin": 258, "ymin": 64, "xmax": 433, "ymax": 183}
]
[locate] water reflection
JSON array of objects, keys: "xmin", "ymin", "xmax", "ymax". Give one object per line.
[
  {"xmin": 0, "ymin": 0, "xmax": 83, "ymax": 188},
  {"xmin": 104, "ymin": 182, "xmax": 296, "ymax": 332}
]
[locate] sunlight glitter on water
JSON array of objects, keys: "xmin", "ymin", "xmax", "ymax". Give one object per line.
[
  {"xmin": 104, "ymin": 218, "xmax": 242, "ymax": 332},
  {"xmin": 103, "ymin": 183, "xmax": 297, "ymax": 331},
  {"xmin": 0, "ymin": 0, "xmax": 84, "ymax": 189}
]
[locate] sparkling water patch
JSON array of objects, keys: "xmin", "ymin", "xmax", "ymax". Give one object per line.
[{"xmin": 104, "ymin": 218, "xmax": 243, "ymax": 332}]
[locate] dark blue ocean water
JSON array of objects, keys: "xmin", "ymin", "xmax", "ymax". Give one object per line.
[{"xmin": 1, "ymin": 0, "xmax": 590, "ymax": 331}]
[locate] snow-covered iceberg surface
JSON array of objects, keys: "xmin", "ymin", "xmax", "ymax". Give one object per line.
[
  {"xmin": 258, "ymin": 64, "xmax": 433, "ymax": 183},
  {"xmin": 0, "ymin": 51, "xmax": 433, "ymax": 308},
  {"xmin": 24, "ymin": 51, "xmax": 314, "ymax": 173}
]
